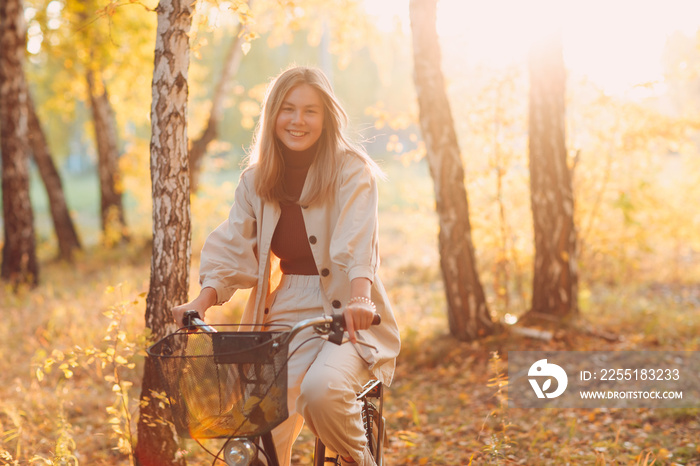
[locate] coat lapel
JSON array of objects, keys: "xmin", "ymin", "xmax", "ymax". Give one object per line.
[{"xmin": 254, "ymin": 201, "xmax": 280, "ymax": 322}]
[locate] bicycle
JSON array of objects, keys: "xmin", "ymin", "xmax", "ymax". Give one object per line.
[{"xmin": 147, "ymin": 310, "xmax": 385, "ymax": 465}]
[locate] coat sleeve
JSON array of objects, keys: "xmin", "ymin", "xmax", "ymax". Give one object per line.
[
  {"xmin": 329, "ymin": 156, "xmax": 380, "ymax": 282},
  {"xmin": 199, "ymin": 170, "xmax": 259, "ymax": 304}
]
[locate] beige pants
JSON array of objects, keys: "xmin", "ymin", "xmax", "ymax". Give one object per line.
[{"xmin": 264, "ymin": 275, "xmax": 375, "ymax": 466}]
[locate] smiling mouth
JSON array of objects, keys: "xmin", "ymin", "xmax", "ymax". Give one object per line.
[{"xmin": 287, "ymin": 130, "xmax": 307, "ymax": 137}]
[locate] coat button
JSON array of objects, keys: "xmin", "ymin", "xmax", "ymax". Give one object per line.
[
  {"xmin": 332, "ymin": 300, "xmax": 341, "ymax": 309},
  {"xmin": 309, "ymin": 235, "xmax": 317, "ymax": 244},
  {"xmin": 264, "ymin": 307, "xmax": 269, "ymax": 314},
  {"xmin": 321, "ymin": 268, "xmax": 330, "ymax": 277}
]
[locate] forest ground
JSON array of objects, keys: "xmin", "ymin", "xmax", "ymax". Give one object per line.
[
  {"xmin": 1, "ymin": 164, "xmax": 699, "ymax": 465},
  {"xmin": 1, "ymin": 242, "xmax": 699, "ymax": 465}
]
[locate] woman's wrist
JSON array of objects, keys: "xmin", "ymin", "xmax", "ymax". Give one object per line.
[
  {"xmin": 197, "ymin": 287, "xmax": 218, "ymax": 308},
  {"xmin": 182, "ymin": 287, "xmax": 217, "ymax": 316},
  {"xmin": 347, "ymin": 296, "xmax": 376, "ymax": 313}
]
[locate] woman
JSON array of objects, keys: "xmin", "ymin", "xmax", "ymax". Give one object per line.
[{"xmin": 172, "ymin": 66, "xmax": 400, "ymax": 466}]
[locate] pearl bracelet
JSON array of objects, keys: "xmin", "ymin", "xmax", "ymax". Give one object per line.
[{"xmin": 347, "ymin": 296, "xmax": 376, "ymax": 312}]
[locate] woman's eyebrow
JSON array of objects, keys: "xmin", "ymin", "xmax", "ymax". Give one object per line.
[{"xmin": 281, "ymin": 101, "xmax": 322, "ymax": 109}]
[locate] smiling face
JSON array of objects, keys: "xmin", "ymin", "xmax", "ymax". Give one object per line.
[{"xmin": 274, "ymin": 83, "xmax": 325, "ymax": 152}]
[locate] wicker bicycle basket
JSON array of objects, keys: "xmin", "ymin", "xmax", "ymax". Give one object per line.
[{"xmin": 147, "ymin": 326, "xmax": 290, "ymax": 439}]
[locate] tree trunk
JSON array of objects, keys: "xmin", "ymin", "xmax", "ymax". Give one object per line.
[
  {"xmin": 27, "ymin": 92, "xmax": 82, "ymax": 261},
  {"xmin": 409, "ymin": 0, "xmax": 494, "ymax": 341},
  {"xmin": 0, "ymin": 0, "xmax": 39, "ymax": 288},
  {"xmin": 188, "ymin": 17, "xmax": 248, "ymax": 193},
  {"xmin": 86, "ymin": 68, "xmax": 129, "ymax": 245},
  {"xmin": 525, "ymin": 31, "xmax": 578, "ymax": 320},
  {"xmin": 134, "ymin": 1, "xmax": 193, "ymax": 464}
]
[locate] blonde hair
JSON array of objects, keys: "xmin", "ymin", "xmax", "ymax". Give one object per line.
[{"xmin": 248, "ymin": 65, "xmax": 383, "ymax": 205}]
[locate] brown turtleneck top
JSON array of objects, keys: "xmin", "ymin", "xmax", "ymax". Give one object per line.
[{"xmin": 270, "ymin": 142, "xmax": 319, "ymax": 275}]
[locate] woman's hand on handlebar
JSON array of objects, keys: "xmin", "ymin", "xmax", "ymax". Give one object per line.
[
  {"xmin": 343, "ymin": 297, "xmax": 377, "ymax": 344},
  {"xmin": 344, "ymin": 278, "xmax": 377, "ymax": 344},
  {"xmin": 171, "ymin": 302, "xmax": 207, "ymax": 328},
  {"xmin": 171, "ymin": 287, "xmax": 217, "ymax": 327}
]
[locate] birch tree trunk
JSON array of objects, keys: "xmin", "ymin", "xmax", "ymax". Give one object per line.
[
  {"xmin": 188, "ymin": 15, "xmax": 248, "ymax": 193},
  {"xmin": 409, "ymin": 0, "xmax": 494, "ymax": 341},
  {"xmin": 27, "ymin": 92, "xmax": 82, "ymax": 261},
  {"xmin": 86, "ymin": 68, "xmax": 129, "ymax": 246},
  {"xmin": 526, "ymin": 31, "xmax": 578, "ymax": 320},
  {"xmin": 134, "ymin": 0, "xmax": 193, "ymax": 464},
  {"xmin": 0, "ymin": 0, "xmax": 39, "ymax": 288}
]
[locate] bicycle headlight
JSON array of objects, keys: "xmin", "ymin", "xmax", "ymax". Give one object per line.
[{"xmin": 223, "ymin": 438, "xmax": 257, "ymax": 466}]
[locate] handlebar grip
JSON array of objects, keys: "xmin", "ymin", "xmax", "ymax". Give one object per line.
[
  {"xmin": 182, "ymin": 309, "xmax": 202, "ymax": 328},
  {"xmin": 182, "ymin": 310, "xmax": 218, "ymax": 333},
  {"xmin": 335, "ymin": 313, "xmax": 381, "ymax": 327}
]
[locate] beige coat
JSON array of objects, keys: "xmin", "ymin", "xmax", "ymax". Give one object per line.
[{"xmin": 199, "ymin": 155, "xmax": 400, "ymax": 386}]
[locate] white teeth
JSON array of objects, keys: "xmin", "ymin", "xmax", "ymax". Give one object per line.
[{"xmin": 289, "ymin": 131, "xmax": 306, "ymax": 137}]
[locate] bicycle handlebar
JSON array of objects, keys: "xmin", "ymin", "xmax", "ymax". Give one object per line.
[
  {"xmin": 289, "ymin": 313, "xmax": 381, "ymax": 346},
  {"xmin": 181, "ymin": 310, "xmax": 381, "ymax": 347},
  {"xmin": 182, "ymin": 311, "xmax": 218, "ymax": 333}
]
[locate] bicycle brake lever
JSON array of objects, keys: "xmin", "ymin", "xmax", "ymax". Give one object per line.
[
  {"xmin": 322, "ymin": 314, "xmax": 381, "ymax": 346},
  {"xmin": 320, "ymin": 335, "xmax": 379, "ymax": 352}
]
